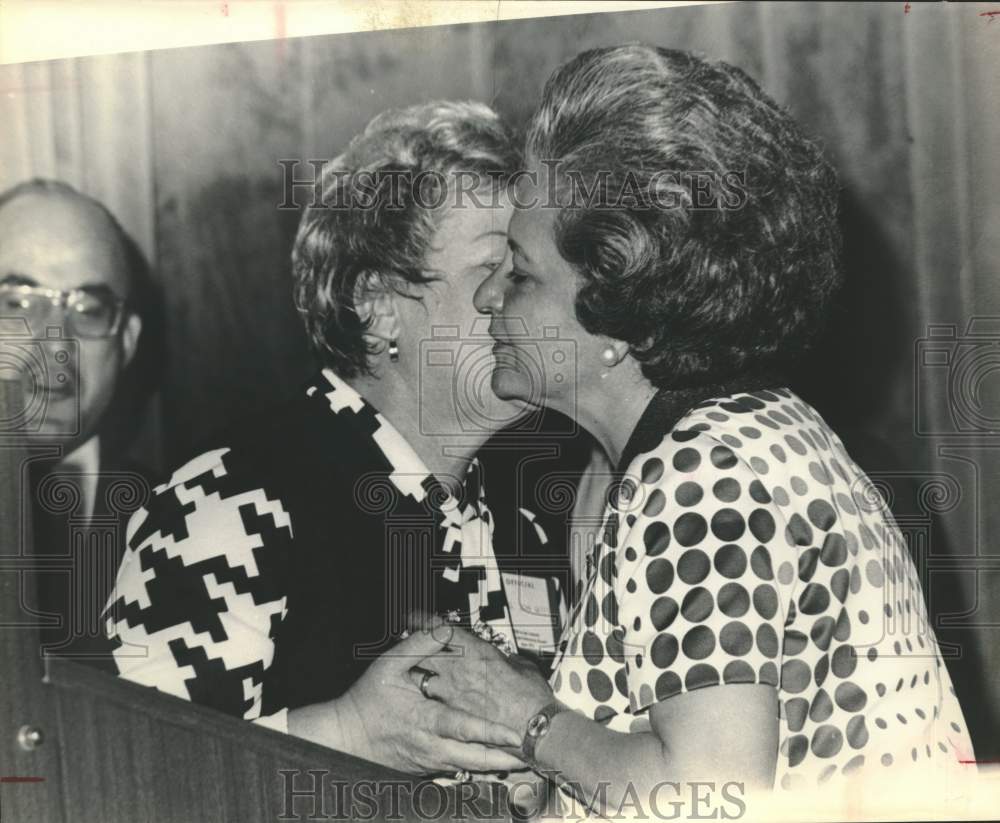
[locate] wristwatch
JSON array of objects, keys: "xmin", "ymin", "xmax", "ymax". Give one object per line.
[{"xmin": 521, "ymin": 701, "xmax": 565, "ymax": 767}]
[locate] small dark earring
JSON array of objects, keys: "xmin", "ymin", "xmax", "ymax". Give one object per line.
[{"xmin": 388, "ymin": 340, "xmax": 399, "ymax": 362}]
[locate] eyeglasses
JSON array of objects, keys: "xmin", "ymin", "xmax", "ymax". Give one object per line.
[{"xmin": 0, "ymin": 283, "xmax": 127, "ymax": 339}]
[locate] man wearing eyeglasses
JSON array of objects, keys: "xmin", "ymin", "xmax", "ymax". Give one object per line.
[{"xmin": 0, "ymin": 178, "xmax": 145, "ymax": 656}]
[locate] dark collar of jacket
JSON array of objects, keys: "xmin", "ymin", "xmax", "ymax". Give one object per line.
[{"xmin": 617, "ymin": 371, "xmax": 790, "ymax": 474}]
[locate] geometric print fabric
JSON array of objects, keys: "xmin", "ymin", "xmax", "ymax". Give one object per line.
[{"xmin": 549, "ymin": 387, "xmax": 973, "ymax": 791}]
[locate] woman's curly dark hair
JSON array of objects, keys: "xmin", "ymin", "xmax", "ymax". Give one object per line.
[{"xmin": 526, "ymin": 45, "xmax": 843, "ymax": 389}]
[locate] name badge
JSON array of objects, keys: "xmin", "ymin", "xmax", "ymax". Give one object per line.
[{"xmin": 501, "ymin": 572, "xmax": 562, "ymax": 655}]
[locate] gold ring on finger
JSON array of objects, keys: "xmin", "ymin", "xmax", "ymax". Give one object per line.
[{"xmin": 419, "ymin": 670, "xmax": 438, "ymax": 700}]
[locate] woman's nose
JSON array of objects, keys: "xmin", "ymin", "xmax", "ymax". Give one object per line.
[{"xmin": 473, "ymin": 266, "xmax": 504, "ymax": 315}]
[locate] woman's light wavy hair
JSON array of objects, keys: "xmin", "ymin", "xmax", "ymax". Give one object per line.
[{"xmin": 292, "ymin": 100, "xmax": 519, "ymax": 377}]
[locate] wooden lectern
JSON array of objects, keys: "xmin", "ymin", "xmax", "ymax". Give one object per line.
[{"xmin": 0, "ymin": 378, "xmax": 511, "ymax": 822}]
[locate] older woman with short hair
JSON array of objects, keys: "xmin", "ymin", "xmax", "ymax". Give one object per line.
[
  {"xmin": 106, "ymin": 100, "xmax": 545, "ymax": 776},
  {"xmin": 415, "ymin": 46, "xmax": 973, "ymax": 814}
]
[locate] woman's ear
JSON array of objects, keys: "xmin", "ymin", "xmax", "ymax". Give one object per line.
[
  {"xmin": 354, "ymin": 272, "xmax": 401, "ymax": 348},
  {"xmin": 599, "ymin": 338, "xmax": 631, "ymax": 367}
]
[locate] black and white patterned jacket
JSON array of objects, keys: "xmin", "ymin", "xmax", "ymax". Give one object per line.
[{"xmin": 103, "ymin": 369, "xmax": 589, "ymax": 730}]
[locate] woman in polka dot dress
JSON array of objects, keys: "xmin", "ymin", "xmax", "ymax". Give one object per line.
[{"xmin": 413, "ymin": 45, "xmax": 974, "ymax": 817}]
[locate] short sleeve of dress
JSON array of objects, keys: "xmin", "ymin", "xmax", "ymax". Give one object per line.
[{"xmin": 618, "ymin": 431, "xmax": 790, "ymax": 715}]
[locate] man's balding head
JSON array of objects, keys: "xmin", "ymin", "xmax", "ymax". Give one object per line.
[
  {"xmin": 0, "ymin": 179, "xmax": 134, "ymax": 300},
  {"xmin": 0, "ymin": 179, "xmax": 143, "ymax": 447}
]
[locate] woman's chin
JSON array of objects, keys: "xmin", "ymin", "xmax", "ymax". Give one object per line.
[{"xmin": 490, "ymin": 368, "xmax": 535, "ymax": 407}]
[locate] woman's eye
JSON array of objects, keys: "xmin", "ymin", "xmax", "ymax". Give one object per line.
[{"xmin": 507, "ymin": 269, "xmax": 529, "ymax": 285}]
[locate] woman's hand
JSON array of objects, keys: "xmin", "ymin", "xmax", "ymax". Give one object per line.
[
  {"xmin": 415, "ymin": 627, "xmax": 556, "ymax": 744},
  {"xmin": 288, "ymin": 624, "xmax": 524, "ymax": 775}
]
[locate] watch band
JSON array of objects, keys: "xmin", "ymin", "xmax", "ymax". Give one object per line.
[{"xmin": 521, "ymin": 701, "xmax": 565, "ymax": 767}]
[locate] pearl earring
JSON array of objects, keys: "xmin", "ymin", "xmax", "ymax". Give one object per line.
[
  {"xmin": 388, "ymin": 340, "xmax": 399, "ymax": 362},
  {"xmin": 600, "ymin": 347, "xmax": 617, "ymax": 366}
]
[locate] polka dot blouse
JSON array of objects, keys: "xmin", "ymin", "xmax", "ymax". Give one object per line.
[{"xmin": 549, "ymin": 387, "xmax": 973, "ymax": 790}]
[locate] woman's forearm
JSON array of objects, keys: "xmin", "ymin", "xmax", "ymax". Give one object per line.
[
  {"xmin": 528, "ymin": 689, "xmax": 777, "ymax": 818},
  {"xmin": 502, "ymin": 769, "xmax": 553, "ymax": 819},
  {"xmin": 531, "ymin": 711, "xmax": 672, "ymax": 818},
  {"xmin": 287, "ymin": 693, "xmax": 370, "ymax": 759}
]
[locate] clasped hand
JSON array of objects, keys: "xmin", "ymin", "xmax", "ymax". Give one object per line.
[
  {"xmin": 335, "ymin": 621, "xmax": 528, "ymax": 775},
  {"xmin": 412, "ymin": 625, "xmax": 557, "ymax": 754}
]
